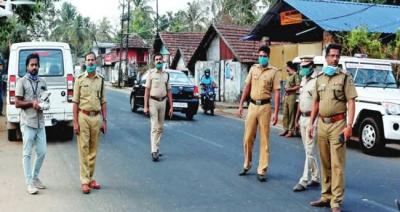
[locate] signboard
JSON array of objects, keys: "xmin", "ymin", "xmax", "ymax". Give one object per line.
[{"xmin": 280, "ymin": 10, "xmax": 302, "ymax": 26}]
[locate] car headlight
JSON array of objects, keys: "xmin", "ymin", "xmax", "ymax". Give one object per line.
[{"xmin": 383, "ymin": 102, "xmax": 400, "ymax": 115}]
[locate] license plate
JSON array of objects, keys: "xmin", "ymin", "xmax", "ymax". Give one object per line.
[
  {"xmin": 44, "ymin": 114, "xmax": 53, "ymax": 120},
  {"xmin": 173, "ymin": 102, "xmax": 188, "ymax": 108}
]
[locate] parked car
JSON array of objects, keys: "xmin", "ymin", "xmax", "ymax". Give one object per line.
[
  {"xmin": 130, "ymin": 69, "xmax": 200, "ymax": 120},
  {"xmin": 293, "ymin": 55, "xmax": 400, "ymax": 154},
  {"xmin": 6, "ymin": 42, "xmax": 75, "ymax": 141}
]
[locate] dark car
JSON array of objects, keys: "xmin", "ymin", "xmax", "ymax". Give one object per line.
[{"xmin": 130, "ymin": 69, "xmax": 200, "ymax": 120}]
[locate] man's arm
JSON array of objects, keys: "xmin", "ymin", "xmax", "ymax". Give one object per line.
[
  {"xmin": 295, "ymin": 104, "xmax": 301, "ymax": 127},
  {"xmin": 15, "ymin": 96, "xmax": 36, "ymax": 109},
  {"xmin": 271, "ymin": 89, "xmax": 280, "ymax": 125},
  {"xmin": 343, "ymin": 98, "xmax": 355, "ymax": 140},
  {"xmin": 286, "ymin": 85, "xmax": 300, "ymax": 92},
  {"xmin": 144, "ymin": 87, "xmax": 150, "ymax": 114},
  {"xmin": 238, "ymin": 83, "xmax": 251, "ymax": 117},
  {"xmin": 73, "ymin": 102, "xmax": 80, "ymax": 135},
  {"xmin": 308, "ymin": 100, "xmax": 319, "ymax": 139},
  {"xmin": 167, "ymin": 90, "xmax": 173, "ymax": 118}
]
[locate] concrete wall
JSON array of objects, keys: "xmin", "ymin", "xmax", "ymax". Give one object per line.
[
  {"xmin": 176, "ymin": 56, "xmax": 187, "ymax": 71},
  {"xmin": 221, "ymin": 60, "xmax": 243, "ymax": 102},
  {"xmin": 207, "ymin": 36, "xmax": 220, "ymax": 61}
]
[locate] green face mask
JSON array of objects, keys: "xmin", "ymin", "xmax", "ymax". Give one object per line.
[
  {"xmin": 87, "ymin": 64, "xmax": 97, "ymax": 73},
  {"xmin": 299, "ymin": 67, "xmax": 312, "ymax": 77},
  {"xmin": 155, "ymin": 62, "xmax": 163, "ymax": 70}
]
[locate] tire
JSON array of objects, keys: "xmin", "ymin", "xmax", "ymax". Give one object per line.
[
  {"xmin": 130, "ymin": 95, "xmax": 138, "ymax": 112},
  {"xmin": 210, "ymin": 108, "xmax": 214, "ymax": 116},
  {"xmin": 186, "ymin": 112, "xmax": 194, "ymax": 120},
  {"xmin": 8, "ymin": 129, "xmax": 18, "ymax": 142},
  {"xmin": 62, "ymin": 126, "xmax": 74, "ymax": 141},
  {"xmin": 359, "ymin": 117, "xmax": 385, "ymax": 155}
]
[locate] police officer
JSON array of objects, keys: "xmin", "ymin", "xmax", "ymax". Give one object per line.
[
  {"xmin": 292, "ymin": 57, "xmax": 320, "ymax": 192},
  {"xmin": 72, "ymin": 52, "xmax": 107, "ymax": 194},
  {"xmin": 280, "ymin": 61, "xmax": 300, "ymax": 137},
  {"xmin": 143, "ymin": 53, "xmax": 173, "ymax": 162},
  {"xmin": 308, "ymin": 44, "xmax": 357, "ymax": 212},
  {"xmin": 237, "ymin": 45, "xmax": 281, "ymax": 182}
]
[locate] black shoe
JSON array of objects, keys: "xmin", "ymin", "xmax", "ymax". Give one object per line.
[
  {"xmin": 395, "ymin": 199, "xmax": 400, "ymax": 211},
  {"xmin": 307, "ymin": 180, "xmax": 320, "ymax": 187},
  {"xmin": 293, "ymin": 183, "xmax": 306, "ymax": 192},
  {"xmin": 310, "ymin": 199, "xmax": 330, "ymax": 207},
  {"xmin": 151, "ymin": 152, "xmax": 159, "ymax": 162},
  {"xmin": 238, "ymin": 169, "xmax": 249, "ymax": 176},
  {"xmin": 257, "ymin": 174, "xmax": 267, "ymax": 182}
]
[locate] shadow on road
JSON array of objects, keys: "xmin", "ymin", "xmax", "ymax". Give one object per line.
[{"xmin": 347, "ymin": 139, "xmax": 400, "ymax": 158}]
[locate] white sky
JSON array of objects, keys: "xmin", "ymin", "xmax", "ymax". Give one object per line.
[{"xmin": 60, "ymin": 0, "xmax": 192, "ymax": 27}]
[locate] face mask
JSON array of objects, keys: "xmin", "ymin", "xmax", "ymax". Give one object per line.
[
  {"xmin": 299, "ymin": 67, "xmax": 312, "ymax": 77},
  {"xmin": 28, "ymin": 71, "xmax": 38, "ymax": 81},
  {"xmin": 258, "ymin": 56, "xmax": 269, "ymax": 66},
  {"xmin": 155, "ymin": 62, "xmax": 163, "ymax": 70},
  {"xmin": 87, "ymin": 64, "xmax": 97, "ymax": 73},
  {"xmin": 323, "ymin": 65, "xmax": 337, "ymax": 76},
  {"xmin": 205, "ymin": 73, "xmax": 210, "ymax": 77}
]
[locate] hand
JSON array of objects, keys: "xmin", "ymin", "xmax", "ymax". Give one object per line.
[
  {"xmin": 308, "ymin": 124, "xmax": 314, "ymax": 140},
  {"xmin": 144, "ymin": 106, "xmax": 149, "ymax": 115},
  {"xmin": 32, "ymin": 100, "xmax": 40, "ymax": 110},
  {"xmin": 271, "ymin": 113, "xmax": 278, "ymax": 125},
  {"xmin": 168, "ymin": 107, "xmax": 173, "ymax": 118},
  {"xmin": 101, "ymin": 121, "xmax": 107, "ymax": 134},
  {"xmin": 295, "ymin": 121, "xmax": 300, "ymax": 132},
  {"xmin": 342, "ymin": 125, "xmax": 352, "ymax": 140},
  {"xmin": 73, "ymin": 121, "xmax": 80, "ymax": 135},
  {"xmin": 237, "ymin": 106, "xmax": 243, "ymax": 118}
]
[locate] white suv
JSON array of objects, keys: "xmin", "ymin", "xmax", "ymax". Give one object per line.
[
  {"xmin": 293, "ymin": 56, "xmax": 400, "ymax": 154},
  {"xmin": 6, "ymin": 42, "xmax": 75, "ymax": 141}
]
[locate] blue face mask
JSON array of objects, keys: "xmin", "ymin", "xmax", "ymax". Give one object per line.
[
  {"xmin": 87, "ymin": 64, "xmax": 97, "ymax": 73},
  {"xmin": 155, "ymin": 62, "xmax": 163, "ymax": 70},
  {"xmin": 28, "ymin": 71, "xmax": 38, "ymax": 81},
  {"xmin": 258, "ymin": 56, "xmax": 269, "ymax": 66},
  {"xmin": 299, "ymin": 67, "xmax": 312, "ymax": 77},
  {"xmin": 323, "ymin": 65, "xmax": 337, "ymax": 76}
]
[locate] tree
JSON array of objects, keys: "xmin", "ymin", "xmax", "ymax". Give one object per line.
[
  {"xmin": 96, "ymin": 17, "xmax": 115, "ymax": 42},
  {"xmin": 129, "ymin": 0, "xmax": 155, "ymax": 39},
  {"xmin": 184, "ymin": 1, "xmax": 207, "ymax": 32}
]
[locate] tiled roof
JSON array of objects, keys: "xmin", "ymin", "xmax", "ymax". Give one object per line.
[
  {"xmin": 116, "ymin": 35, "xmax": 150, "ymax": 49},
  {"xmin": 159, "ymin": 32, "xmax": 204, "ymax": 62},
  {"xmin": 214, "ymin": 24, "xmax": 259, "ymax": 63}
]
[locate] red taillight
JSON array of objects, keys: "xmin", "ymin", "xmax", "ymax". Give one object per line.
[
  {"xmin": 193, "ymin": 86, "xmax": 199, "ymax": 97},
  {"xmin": 67, "ymin": 74, "xmax": 74, "ymax": 102},
  {"xmin": 9, "ymin": 75, "xmax": 16, "ymax": 104}
]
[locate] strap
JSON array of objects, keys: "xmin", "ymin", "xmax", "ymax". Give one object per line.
[{"xmin": 28, "ymin": 79, "xmax": 39, "ymax": 99}]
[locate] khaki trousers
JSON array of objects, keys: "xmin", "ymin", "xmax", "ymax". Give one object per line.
[
  {"xmin": 282, "ymin": 94, "xmax": 297, "ymax": 132},
  {"xmin": 77, "ymin": 112, "xmax": 101, "ymax": 184},
  {"xmin": 299, "ymin": 116, "xmax": 319, "ymax": 186},
  {"xmin": 317, "ymin": 118, "xmax": 346, "ymax": 208},
  {"xmin": 242, "ymin": 103, "xmax": 271, "ymax": 175},
  {"xmin": 149, "ymin": 99, "xmax": 166, "ymax": 153}
]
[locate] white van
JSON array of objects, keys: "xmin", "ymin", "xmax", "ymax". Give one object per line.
[
  {"xmin": 293, "ymin": 56, "xmax": 400, "ymax": 154},
  {"xmin": 6, "ymin": 42, "xmax": 75, "ymax": 141}
]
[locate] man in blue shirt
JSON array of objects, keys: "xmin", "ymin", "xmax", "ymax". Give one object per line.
[{"xmin": 200, "ymin": 68, "xmax": 217, "ymax": 105}]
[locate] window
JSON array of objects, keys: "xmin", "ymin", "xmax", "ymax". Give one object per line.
[
  {"xmin": 19, "ymin": 49, "xmax": 64, "ymax": 77},
  {"xmin": 346, "ymin": 63, "xmax": 397, "ymax": 88},
  {"xmin": 169, "ymin": 72, "xmax": 191, "ymax": 84}
]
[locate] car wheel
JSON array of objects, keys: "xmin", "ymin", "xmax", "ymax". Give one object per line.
[
  {"xmin": 8, "ymin": 129, "xmax": 18, "ymax": 142},
  {"xmin": 186, "ymin": 112, "xmax": 194, "ymax": 120},
  {"xmin": 359, "ymin": 117, "xmax": 385, "ymax": 155},
  {"xmin": 130, "ymin": 95, "xmax": 138, "ymax": 112}
]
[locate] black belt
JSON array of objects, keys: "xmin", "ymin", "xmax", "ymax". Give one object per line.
[
  {"xmin": 151, "ymin": 96, "xmax": 167, "ymax": 101},
  {"xmin": 250, "ymin": 98, "xmax": 270, "ymax": 106}
]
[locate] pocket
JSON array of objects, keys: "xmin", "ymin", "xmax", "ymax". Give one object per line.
[
  {"xmin": 317, "ymin": 86, "xmax": 325, "ymax": 100},
  {"xmin": 332, "ymin": 85, "xmax": 345, "ymax": 101}
]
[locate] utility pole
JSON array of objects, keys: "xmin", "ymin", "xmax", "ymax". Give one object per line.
[
  {"xmin": 118, "ymin": 0, "xmax": 125, "ymax": 88},
  {"xmin": 125, "ymin": 0, "xmax": 131, "ymax": 86}
]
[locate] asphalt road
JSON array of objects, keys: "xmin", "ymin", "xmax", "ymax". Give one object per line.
[{"xmin": 0, "ymin": 88, "xmax": 399, "ymax": 212}]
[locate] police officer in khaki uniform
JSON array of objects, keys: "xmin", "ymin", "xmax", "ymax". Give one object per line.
[
  {"xmin": 73, "ymin": 52, "xmax": 107, "ymax": 194},
  {"xmin": 308, "ymin": 44, "xmax": 357, "ymax": 212},
  {"xmin": 238, "ymin": 45, "xmax": 281, "ymax": 182},
  {"xmin": 280, "ymin": 61, "xmax": 300, "ymax": 137},
  {"xmin": 292, "ymin": 57, "xmax": 320, "ymax": 192},
  {"xmin": 144, "ymin": 53, "xmax": 173, "ymax": 162}
]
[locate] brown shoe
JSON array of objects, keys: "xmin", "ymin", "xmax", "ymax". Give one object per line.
[
  {"xmin": 332, "ymin": 207, "xmax": 341, "ymax": 212},
  {"xmin": 307, "ymin": 180, "xmax": 320, "ymax": 187},
  {"xmin": 310, "ymin": 199, "xmax": 330, "ymax": 207},
  {"xmin": 89, "ymin": 180, "xmax": 101, "ymax": 189},
  {"xmin": 279, "ymin": 131, "xmax": 288, "ymax": 136},
  {"xmin": 285, "ymin": 132, "xmax": 293, "ymax": 137},
  {"xmin": 81, "ymin": 184, "xmax": 90, "ymax": 194}
]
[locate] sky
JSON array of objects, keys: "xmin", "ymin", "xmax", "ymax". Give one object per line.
[{"xmin": 60, "ymin": 0, "xmax": 192, "ymax": 26}]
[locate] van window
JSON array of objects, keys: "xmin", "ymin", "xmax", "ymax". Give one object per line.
[
  {"xmin": 19, "ymin": 49, "xmax": 64, "ymax": 77},
  {"xmin": 346, "ymin": 62, "xmax": 397, "ymax": 88}
]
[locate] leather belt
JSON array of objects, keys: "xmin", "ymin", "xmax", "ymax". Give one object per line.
[
  {"xmin": 301, "ymin": 111, "xmax": 311, "ymax": 117},
  {"xmin": 320, "ymin": 113, "xmax": 346, "ymax": 124},
  {"xmin": 151, "ymin": 96, "xmax": 167, "ymax": 101},
  {"xmin": 80, "ymin": 109, "xmax": 100, "ymax": 116},
  {"xmin": 250, "ymin": 98, "xmax": 270, "ymax": 106}
]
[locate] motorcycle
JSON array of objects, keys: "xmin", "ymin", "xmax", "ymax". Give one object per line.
[{"xmin": 201, "ymin": 84, "xmax": 215, "ymax": 115}]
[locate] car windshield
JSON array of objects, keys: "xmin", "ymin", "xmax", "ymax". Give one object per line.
[
  {"xmin": 346, "ymin": 63, "xmax": 397, "ymax": 88},
  {"xmin": 19, "ymin": 49, "xmax": 64, "ymax": 77},
  {"xmin": 169, "ymin": 72, "xmax": 191, "ymax": 84}
]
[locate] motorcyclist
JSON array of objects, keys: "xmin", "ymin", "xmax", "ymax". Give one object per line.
[{"xmin": 200, "ymin": 68, "xmax": 217, "ymax": 105}]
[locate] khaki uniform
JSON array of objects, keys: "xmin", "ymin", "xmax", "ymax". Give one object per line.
[
  {"xmin": 298, "ymin": 76, "xmax": 319, "ymax": 186},
  {"xmin": 282, "ymin": 73, "xmax": 300, "ymax": 133},
  {"xmin": 313, "ymin": 69, "xmax": 357, "ymax": 208},
  {"xmin": 72, "ymin": 72, "xmax": 106, "ymax": 184},
  {"xmin": 145, "ymin": 69, "xmax": 171, "ymax": 153},
  {"xmin": 242, "ymin": 64, "xmax": 280, "ymax": 175}
]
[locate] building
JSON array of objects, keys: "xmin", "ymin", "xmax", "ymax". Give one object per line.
[{"xmin": 188, "ymin": 24, "xmax": 259, "ymax": 102}]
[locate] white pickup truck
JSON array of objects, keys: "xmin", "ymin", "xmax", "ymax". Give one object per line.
[{"xmin": 293, "ymin": 56, "xmax": 400, "ymax": 154}]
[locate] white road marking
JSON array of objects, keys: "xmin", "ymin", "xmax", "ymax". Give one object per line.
[
  {"xmin": 362, "ymin": 198, "xmax": 398, "ymax": 212},
  {"xmin": 175, "ymin": 129, "xmax": 224, "ymax": 149}
]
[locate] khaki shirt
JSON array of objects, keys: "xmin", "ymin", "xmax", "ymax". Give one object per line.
[
  {"xmin": 72, "ymin": 72, "xmax": 106, "ymax": 111},
  {"xmin": 145, "ymin": 69, "xmax": 171, "ymax": 98},
  {"xmin": 313, "ymin": 69, "xmax": 357, "ymax": 117},
  {"xmin": 285, "ymin": 73, "xmax": 301, "ymax": 90},
  {"xmin": 299, "ymin": 76, "xmax": 316, "ymax": 113},
  {"xmin": 245, "ymin": 64, "xmax": 281, "ymax": 100},
  {"xmin": 15, "ymin": 75, "xmax": 47, "ymax": 129}
]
